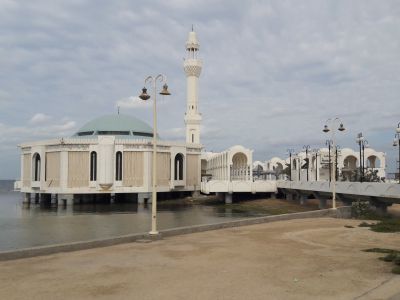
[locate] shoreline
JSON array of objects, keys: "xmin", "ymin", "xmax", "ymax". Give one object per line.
[{"xmin": 0, "ymin": 206, "xmax": 350, "ymax": 261}]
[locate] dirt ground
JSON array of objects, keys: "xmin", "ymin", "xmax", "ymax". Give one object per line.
[
  {"xmin": 1, "ymin": 218, "xmax": 400, "ymax": 300},
  {"xmin": 389, "ymin": 204, "xmax": 400, "ymax": 217}
]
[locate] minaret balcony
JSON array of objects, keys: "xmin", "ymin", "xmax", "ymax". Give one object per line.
[
  {"xmin": 184, "ymin": 113, "xmax": 202, "ymax": 123},
  {"xmin": 184, "ymin": 59, "xmax": 202, "ymax": 77}
]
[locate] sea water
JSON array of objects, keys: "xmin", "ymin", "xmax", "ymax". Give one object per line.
[{"xmin": 0, "ymin": 180, "xmax": 266, "ymax": 251}]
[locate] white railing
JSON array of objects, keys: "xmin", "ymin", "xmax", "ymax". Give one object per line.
[{"xmin": 277, "ymin": 181, "xmax": 400, "ymax": 201}]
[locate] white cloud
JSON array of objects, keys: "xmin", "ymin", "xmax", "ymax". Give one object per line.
[
  {"xmin": 29, "ymin": 113, "xmax": 52, "ymax": 125},
  {"xmin": 160, "ymin": 127, "xmax": 184, "ymax": 140},
  {"xmin": 51, "ymin": 120, "xmax": 76, "ymax": 132},
  {"xmin": 116, "ymin": 96, "xmax": 151, "ymax": 109},
  {"xmin": 0, "ymin": 119, "xmax": 77, "ymax": 150}
]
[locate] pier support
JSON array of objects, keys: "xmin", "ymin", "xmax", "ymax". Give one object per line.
[
  {"xmin": 58, "ymin": 197, "xmax": 65, "ymax": 206},
  {"xmin": 191, "ymin": 190, "xmax": 200, "ymax": 198},
  {"xmin": 225, "ymin": 193, "xmax": 233, "ymax": 204},
  {"xmin": 370, "ymin": 198, "xmax": 391, "ymax": 216},
  {"xmin": 40, "ymin": 193, "xmax": 51, "ymax": 205},
  {"xmin": 31, "ymin": 193, "xmax": 40, "ymax": 204},
  {"xmin": 138, "ymin": 193, "xmax": 151, "ymax": 204},
  {"xmin": 51, "ymin": 194, "xmax": 58, "ymax": 205},
  {"xmin": 216, "ymin": 192, "xmax": 224, "ymax": 201},
  {"xmin": 299, "ymin": 195, "xmax": 307, "ymax": 205},
  {"xmin": 372, "ymin": 201, "xmax": 389, "ymax": 216},
  {"xmin": 318, "ymin": 198, "xmax": 327, "ymax": 209},
  {"xmin": 285, "ymin": 193, "xmax": 293, "ymax": 201},
  {"xmin": 375, "ymin": 204, "xmax": 388, "ymax": 216},
  {"xmin": 59, "ymin": 194, "xmax": 74, "ymax": 205},
  {"xmin": 23, "ymin": 193, "xmax": 31, "ymax": 204}
]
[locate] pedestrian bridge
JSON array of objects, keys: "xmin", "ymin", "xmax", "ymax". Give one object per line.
[
  {"xmin": 200, "ymin": 180, "xmax": 276, "ymax": 194},
  {"xmin": 277, "ymin": 181, "xmax": 400, "ymax": 204},
  {"xmin": 201, "ymin": 179, "xmax": 400, "ymax": 207}
]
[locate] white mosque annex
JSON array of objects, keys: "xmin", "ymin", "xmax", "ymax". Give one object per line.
[{"xmin": 15, "ymin": 29, "xmax": 391, "ymax": 206}]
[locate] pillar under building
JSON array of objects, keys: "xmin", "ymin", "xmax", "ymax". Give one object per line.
[
  {"xmin": 225, "ymin": 193, "xmax": 233, "ymax": 204},
  {"xmin": 23, "ymin": 193, "xmax": 31, "ymax": 204},
  {"xmin": 138, "ymin": 193, "xmax": 151, "ymax": 204},
  {"xmin": 59, "ymin": 194, "xmax": 74, "ymax": 205}
]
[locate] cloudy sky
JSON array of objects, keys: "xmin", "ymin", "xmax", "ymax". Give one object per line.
[{"xmin": 1, "ymin": 0, "xmax": 399, "ymax": 179}]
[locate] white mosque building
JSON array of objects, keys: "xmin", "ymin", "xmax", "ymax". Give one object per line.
[{"xmin": 16, "ymin": 30, "xmax": 205, "ymax": 205}]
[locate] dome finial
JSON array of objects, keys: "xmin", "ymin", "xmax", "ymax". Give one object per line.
[{"xmin": 191, "ymin": 24, "xmax": 194, "ymax": 31}]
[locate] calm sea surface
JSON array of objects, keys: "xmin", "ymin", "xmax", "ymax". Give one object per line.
[{"xmin": 0, "ymin": 180, "xmax": 267, "ymax": 252}]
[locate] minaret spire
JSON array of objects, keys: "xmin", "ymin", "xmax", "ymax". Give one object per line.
[{"xmin": 184, "ymin": 29, "xmax": 202, "ymax": 144}]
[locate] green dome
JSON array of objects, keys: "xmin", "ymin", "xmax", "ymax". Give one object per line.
[{"xmin": 73, "ymin": 114, "xmax": 154, "ymax": 139}]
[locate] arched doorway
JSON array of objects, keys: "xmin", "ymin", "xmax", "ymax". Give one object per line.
[
  {"xmin": 174, "ymin": 153, "xmax": 184, "ymax": 180},
  {"xmin": 367, "ymin": 155, "xmax": 379, "ymax": 169},
  {"xmin": 343, "ymin": 155, "xmax": 357, "ymax": 170},
  {"xmin": 32, "ymin": 153, "xmax": 41, "ymax": 181},
  {"xmin": 201, "ymin": 159, "xmax": 207, "ymax": 176},
  {"xmin": 253, "ymin": 164, "xmax": 264, "ymax": 179},
  {"xmin": 342, "ymin": 155, "xmax": 358, "ymax": 181},
  {"xmin": 275, "ymin": 162, "xmax": 283, "ymax": 179},
  {"xmin": 231, "ymin": 152, "xmax": 248, "ymax": 180}
]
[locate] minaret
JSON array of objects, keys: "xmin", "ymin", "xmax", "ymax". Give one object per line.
[{"xmin": 184, "ymin": 29, "xmax": 202, "ymax": 144}]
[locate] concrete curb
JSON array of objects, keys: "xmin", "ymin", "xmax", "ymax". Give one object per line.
[{"xmin": 0, "ymin": 206, "xmax": 351, "ymax": 261}]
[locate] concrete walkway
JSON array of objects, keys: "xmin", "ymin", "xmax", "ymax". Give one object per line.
[{"xmin": 0, "ymin": 218, "xmax": 399, "ymax": 299}]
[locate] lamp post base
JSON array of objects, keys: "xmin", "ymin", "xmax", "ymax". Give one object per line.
[{"xmin": 149, "ymin": 230, "xmax": 159, "ymax": 236}]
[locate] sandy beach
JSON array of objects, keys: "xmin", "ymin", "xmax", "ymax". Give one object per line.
[{"xmin": 0, "ymin": 217, "xmax": 399, "ymax": 300}]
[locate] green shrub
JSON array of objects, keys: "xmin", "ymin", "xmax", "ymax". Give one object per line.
[
  {"xmin": 351, "ymin": 200, "xmax": 372, "ymax": 218},
  {"xmin": 394, "ymin": 257, "xmax": 400, "ymax": 266},
  {"xmin": 358, "ymin": 221, "xmax": 373, "ymax": 227},
  {"xmin": 363, "ymin": 248, "xmax": 395, "ymax": 254},
  {"xmin": 380, "ymin": 253, "xmax": 398, "ymax": 262},
  {"xmin": 363, "ymin": 248, "xmax": 400, "ymax": 275},
  {"xmin": 370, "ymin": 219, "xmax": 400, "ymax": 233},
  {"xmin": 392, "ymin": 266, "xmax": 400, "ymax": 274}
]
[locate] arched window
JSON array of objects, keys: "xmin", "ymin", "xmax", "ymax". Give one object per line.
[
  {"xmin": 367, "ymin": 155, "xmax": 379, "ymax": 169},
  {"xmin": 174, "ymin": 153, "xmax": 184, "ymax": 180},
  {"xmin": 32, "ymin": 153, "xmax": 41, "ymax": 181},
  {"xmin": 90, "ymin": 151, "xmax": 97, "ymax": 181},
  {"xmin": 115, "ymin": 151, "xmax": 122, "ymax": 181},
  {"xmin": 231, "ymin": 152, "xmax": 248, "ymax": 181},
  {"xmin": 343, "ymin": 155, "xmax": 357, "ymax": 170}
]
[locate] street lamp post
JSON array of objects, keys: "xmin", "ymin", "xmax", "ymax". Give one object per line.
[
  {"xmin": 393, "ymin": 122, "xmax": 400, "ymax": 184},
  {"xmin": 325, "ymin": 139, "xmax": 333, "ymax": 182},
  {"xmin": 362, "ymin": 140, "xmax": 368, "ymax": 175},
  {"xmin": 287, "ymin": 149, "xmax": 295, "ymax": 181},
  {"xmin": 298, "ymin": 157, "xmax": 301, "ymax": 181},
  {"xmin": 356, "ymin": 133, "xmax": 363, "ymax": 182},
  {"xmin": 323, "ymin": 118, "xmax": 345, "ymax": 209},
  {"xmin": 303, "ymin": 145, "xmax": 311, "ymax": 181},
  {"xmin": 356, "ymin": 133, "xmax": 368, "ymax": 182},
  {"xmin": 313, "ymin": 149, "xmax": 319, "ymax": 181},
  {"xmin": 139, "ymin": 74, "xmax": 171, "ymax": 235},
  {"xmin": 335, "ymin": 145, "xmax": 340, "ymax": 181}
]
